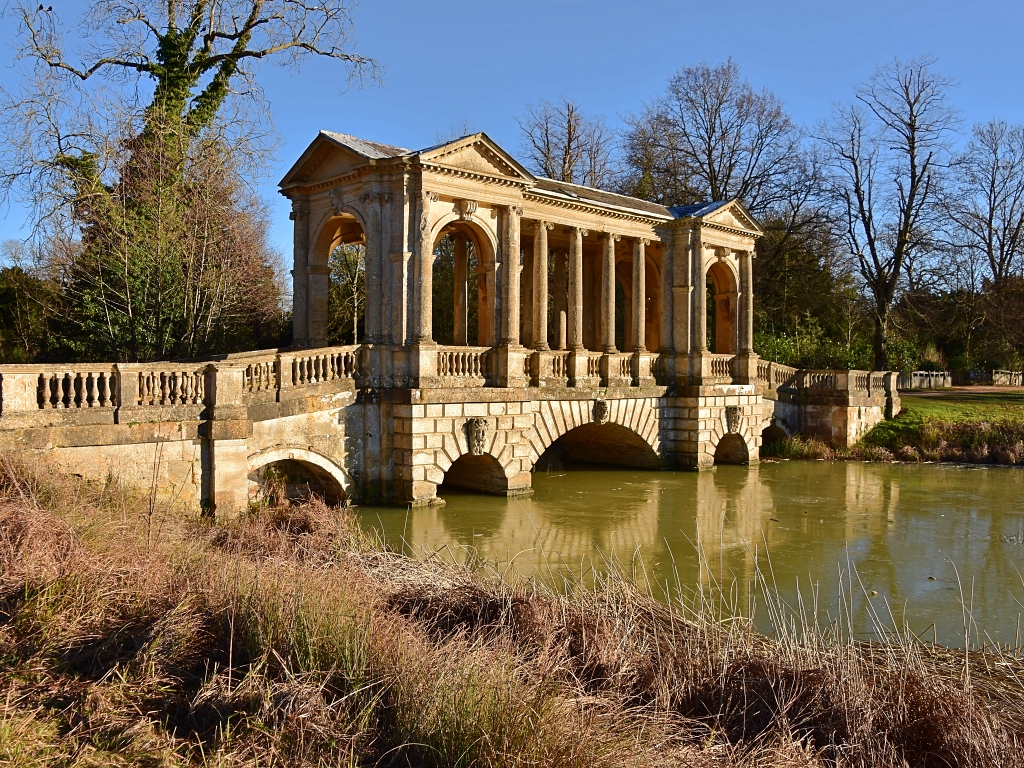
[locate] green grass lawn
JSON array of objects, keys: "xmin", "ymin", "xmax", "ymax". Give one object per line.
[{"xmin": 899, "ymin": 389, "xmax": 1024, "ymax": 422}]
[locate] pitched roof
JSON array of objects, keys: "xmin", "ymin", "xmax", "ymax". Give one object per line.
[
  {"xmin": 320, "ymin": 131, "xmax": 410, "ymax": 159},
  {"xmin": 668, "ymin": 200, "xmax": 732, "ymax": 219},
  {"xmin": 532, "ymin": 178, "xmax": 673, "ymax": 218}
]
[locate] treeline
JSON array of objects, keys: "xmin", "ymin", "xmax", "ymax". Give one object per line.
[
  {"xmin": 0, "ymin": 0, "xmax": 375, "ymax": 363},
  {"xmin": 517, "ymin": 58, "xmax": 1024, "ymax": 372}
]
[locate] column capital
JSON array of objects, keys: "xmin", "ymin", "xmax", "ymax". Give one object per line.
[
  {"xmin": 567, "ymin": 226, "xmax": 589, "ymax": 237},
  {"xmin": 532, "ymin": 220, "xmax": 555, "ymax": 232},
  {"xmin": 507, "ymin": 204, "xmax": 524, "ymax": 216},
  {"xmin": 637, "ymin": 237, "xmax": 650, "ymax": 247},
  {"xmin": 604, "ymin": 232, "xmax": 621, "ymax": 242},
  {"xmin": 421, "ymin": 190, "xmax": 439, "ymax": 204},
  {"xmin": 289, "ymin": 197, "xmax": 310, "ymax": 219}
]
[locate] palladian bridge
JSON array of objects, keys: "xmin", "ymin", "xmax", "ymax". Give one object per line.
[{"xmin": 0, "ymin": 132, "xmax": 899, "ymax": 514}]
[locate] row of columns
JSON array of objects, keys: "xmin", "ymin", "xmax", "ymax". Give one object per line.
[{"xmin": 292, "ymin": 193, "xmax": 753, "ymax": 359}]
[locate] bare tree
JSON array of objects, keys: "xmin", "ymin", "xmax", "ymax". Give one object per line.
[
  {"xmin": 515, "ymin": 98, "xmax": 614, "ymax": 188},
  {"xmin": 0, "ymin": 0, "xmax": 375, "ymax": 360},
  {"xmin": 946, "ymin": 120, "xmax": 1024, "ymax": 287},
  {"xmin": 819, "ymin": 56, "xmax": 958, "ymax": 370},
  {"xmin": 620, "ymin": 59, "xmax": 802, "ymax": 214}
]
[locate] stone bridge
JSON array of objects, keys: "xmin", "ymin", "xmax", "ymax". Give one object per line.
[{"xmin": 0, "ymin": 129, "xmax": 899, "ymax": 514}]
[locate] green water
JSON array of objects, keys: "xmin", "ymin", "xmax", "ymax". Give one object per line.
[{"xmin": 356, "ymin": 461, "xmax": 1024, "ymax": 648}]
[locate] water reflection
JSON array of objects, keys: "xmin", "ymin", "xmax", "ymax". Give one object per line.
[{"xmin": 357, "ymin": 461, "xmax": 1024, "ymax": 647}]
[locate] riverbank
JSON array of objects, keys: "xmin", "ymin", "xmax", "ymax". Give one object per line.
[
  {"xmin": 764, "ymin": 387, "xmax": 1024, "ymax": 464},
  {"xmin": 2, "ymin": 457, "xmax": 1023, "ymax": 766}
]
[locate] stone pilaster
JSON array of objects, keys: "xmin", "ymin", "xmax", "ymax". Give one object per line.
[
  {"xmin": 412, "ymin": 190, "xmax": 437, "ymax": 344},
  {"xmin": 632, "ymin": 238, "xmax": 648, "ymax": 352},
  {"xmin": 290, "ymin": 197, "xmax": 310, "ymax": 347}
]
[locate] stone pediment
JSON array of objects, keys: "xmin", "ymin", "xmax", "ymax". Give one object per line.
[
  {"xmin": 703, "ymin": 200, "xmax": 762, "ymax": 236},
  {"xmin": 418, "ymin": 133, "xmax": 535, "ymax": 184},
  {"xmin": 279, "ymin": 131, "xmax": 409, "ymax": 188}
]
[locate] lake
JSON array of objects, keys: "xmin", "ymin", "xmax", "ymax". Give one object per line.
[{"xmin": 356, "ymin": 461, "xmax": 1024, "ymax": 648}]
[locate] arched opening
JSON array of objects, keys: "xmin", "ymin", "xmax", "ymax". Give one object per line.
[
  {"xmin": 441, "ymin": 453, "xmax": 509, "ymax": 495},
  {"xmin": 714, "ymin": 433, "xmax": 751, "ymax": 465},
  {"xmin": 432, "ymin": 230, "xmax": 480, "ymax": 345},
  {"xmin": 761, "ymin": 424, "xmax": 788, "ymax": 445},
  {"xmin": 248, "ymin": 459, "xmax": 347, "ymax": 506},
  {"xmin": 312, "ymin": 213, "xmax": 366, "ymax": 346},
  {"xmin": 535, "ymin": 422, "xmax": 660, "ymax": 471},
  {"xmin": 706, "ymin": 261, "xmax": 738, "ymax": 354}
]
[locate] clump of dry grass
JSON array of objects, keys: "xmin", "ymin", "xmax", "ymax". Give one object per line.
[{"xmin": 1, "ymin": 453, "xmax": 1023, "ymax": 767}]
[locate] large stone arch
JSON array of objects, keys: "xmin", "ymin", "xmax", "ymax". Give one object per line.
[
  {"xmin": 525, "ymin": 397, "xmax": 662, "ymax": 470},
  {"xmin": 247, "ymin": 446, "xmax": 353, "ymax": 501},
  {"xmin": 430, "ymin": 211, "xmax": 499, "ymax": 257}
]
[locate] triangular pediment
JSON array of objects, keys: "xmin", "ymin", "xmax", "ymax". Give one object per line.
[
  {"xmin": 703, "ymin": 199, "xmax": 763, "ymax": 235},
  {"xmin": 279, "ymin": 131, "xmax": 409, "ymax": 188},
  {"xmin": 418, "ymin": 133, "xmax": 535, "ymax": 183}
]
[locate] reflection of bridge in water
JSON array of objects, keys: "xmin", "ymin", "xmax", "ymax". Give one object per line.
[
  {"xmin": 0, "ymin": 130, "xmax": 898, "ymax": 514},
  {"xmin": 377, "ymin": 462, "xmax": 1024, "ymax": 649}
]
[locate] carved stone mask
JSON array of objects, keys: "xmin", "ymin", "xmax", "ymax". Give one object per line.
[
  {"xmin": 725, "ymin": 406, "xmax": 742, "ymax": 434},
  {"xmin": 593, "ymin": 399, "xmax": 609, "ymax": 425},
  {"xmin": 467, "ymin": 417, "xmax": 488, "ymax": 455}
]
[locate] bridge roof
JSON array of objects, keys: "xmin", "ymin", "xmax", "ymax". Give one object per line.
[{"xmin": 280, "ymin": 130, "xmax": 762, "ymax": 234}]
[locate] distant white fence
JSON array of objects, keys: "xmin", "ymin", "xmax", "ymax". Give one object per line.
[{"xmin": 897, "ymin": 371, "xmax": 952, "ymax": 390}]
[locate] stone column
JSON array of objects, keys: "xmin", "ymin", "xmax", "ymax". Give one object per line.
[
  {"xmin": 602, "ymin": 233, "xmax": 619, "ymax": 353},
  {"xmin": 632, "ymin": 238, "xmax": 648, "ymax": 352},
  {"xmin": 740, "ymin": 249, "xmax": 754, "ymax": 353},
  {"xmin": 532, "ymin": 222, "xmax": 551, "ymax": 350},
  {"xmin": 290, "ymin": 197, "xmax": 310, "ymax": 347},
  {"xmin": 693, "ymin": 231, "xmax": 706, "ymax": 353},
  {"xmin": 568, "ymin": 228, "xmax": 587, "ymax": 350},
  {"xmin": 364, "ymin": 192, "xmax": 382, "ymax": 343},
  {"xmin": 454, "ymin": 233, "xmax": 468, "ymax": 345},
  {"xmin": 413, "ymin": 190, "xmax": 437, "ymax": 344},
  {"xmin": 660, "ymin": 234, "xmax": 674, "ymax": 352},
  {"xmin": 500, "ymin": 205, "xmax": 522, "ymax": 346},
  {"xmin": 553, "ymin": 250, "xmax": 567, "ymax": 350},
  {"xmin": 391, "ymin": 251, "xmax": 411, "ymax": 346}
]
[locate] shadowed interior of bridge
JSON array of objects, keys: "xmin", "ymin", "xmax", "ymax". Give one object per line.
[{"xmin": 248, "ymin": 459, "xmax": 347, "ymax": 506}]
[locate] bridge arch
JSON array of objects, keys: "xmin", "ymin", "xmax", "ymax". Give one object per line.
[
  {"xmin": 526, "ymin": 397, "xmax": 662, "ymax": 471},
  {"xmin": 247, "ymin": 447, "xmax": 352, "ymax": 505}
]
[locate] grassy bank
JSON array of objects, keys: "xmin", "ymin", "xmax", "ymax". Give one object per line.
[
  {"xmin": 2, "ymin": 457, "xmax": 1024, "ymax": 766},
  {"xmin": 764, "ymin": 388, "xmax": 1024, "ymax": 464}
]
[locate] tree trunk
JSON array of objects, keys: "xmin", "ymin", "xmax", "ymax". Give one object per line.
[{"xmin": 873, "ymin": 313, "xmax": 888, "ymax": 371}]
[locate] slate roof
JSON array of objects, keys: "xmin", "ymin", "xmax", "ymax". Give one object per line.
[
  {"xmin": 532, "ymin": 178, "xmax": 673, "ymax": 218},
  {"xmin": 668, "ymin": 201, "xmax": 731, "ymax": 219},
  {"xmin": 320, "ymin": 131, "xmax": 410, "ymax": 159},
  {"xmin": 306, "ymin": 131, "xmax": 739, "ymax": 224}
]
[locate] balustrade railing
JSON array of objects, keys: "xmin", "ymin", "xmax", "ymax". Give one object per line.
[
  {"xmin": 708, "ymin": 353, "xmax": 734, "ymax": 381},
  {"xmin": 438, "ymin": 346, "xmax": 489, "ymax": 379},
  {"xmin": 244, "ymin": 357, "xmax": 278, "ymax": 394},
  {"xmin": 38, "ymin": 367, "xmax": 118, "ymax": 410},
  {"xmin": 135, "ymin": 366, "xmax": 207, "ymax": 407},
  {"xmin": 586, "ymin": 352, "xmax": 602, "ymax": 379},
  {"xmin": 287, "ymin": 346, "xmax": 358, "ymax": 387}
]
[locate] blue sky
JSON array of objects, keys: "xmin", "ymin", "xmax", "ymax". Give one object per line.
[{"xmin": 3, "ymin": 0, "xmax": 1024, "ymax": 259}]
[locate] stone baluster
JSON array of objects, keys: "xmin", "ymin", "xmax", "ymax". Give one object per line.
[{"xmin": 533, "ymin": 222, "xmax": 551, "ymax": 351}]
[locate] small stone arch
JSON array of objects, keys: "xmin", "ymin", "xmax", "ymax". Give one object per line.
[
  {"xmin": 247, "ymin": 447, "xmax": 352, "ymax": 505},
  {"xmin": 706, "ymin": 409, "xmax": 758, "ymax": 466},
  {"xmin": 440, "ymin": 452, "xmax": 514, "ymax": 495},
  {"xmin": 310, "ymin": 205, "xmax": 370, "ymax": 261}
]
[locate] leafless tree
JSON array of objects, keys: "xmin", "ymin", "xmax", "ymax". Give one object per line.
[
  {"xmin": 945, "ymin": 120, "xmax": 1024, "ymax": 287},
  {"xmin": 620, "ymin": 59, "xmax": 803, "ymax": 214},
  {"xmin": 818, "ymin": 56, "xmax": 958, "ymax": 370},
  {"xmin": 515, "ymin": 98, "xmax": 614, "ymax": 188}
]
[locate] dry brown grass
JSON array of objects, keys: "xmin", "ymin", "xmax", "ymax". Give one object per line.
[{"xmin": 1, "ymin": 454, "xmax": 1022, "ymax": 767}]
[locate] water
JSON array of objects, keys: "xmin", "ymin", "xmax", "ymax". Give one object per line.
[{"xmin": 355, "ymin": 461, "xmax": 1024, "ymax": 648}]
